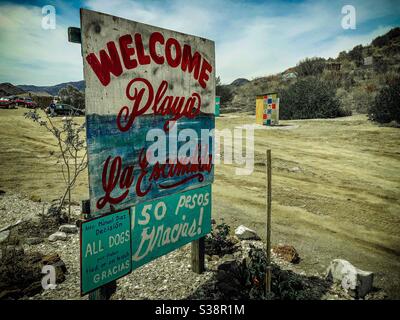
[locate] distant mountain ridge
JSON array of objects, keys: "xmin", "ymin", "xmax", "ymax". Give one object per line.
[
  {"xmin": 230, "ymin": 78, "xmax": 249, "ymax": 86},
  {"xmin": 18, "ymin": 80, "xmax": 85, "ymax": 96},
  {"xmin": 0, "ymin": 82, "xmax": 26, "ymax": 96}
]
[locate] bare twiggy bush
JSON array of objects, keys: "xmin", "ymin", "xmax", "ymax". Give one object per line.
[{"xmin": 24, "ymin": 110, "xmax": 87, "ymax": 218}]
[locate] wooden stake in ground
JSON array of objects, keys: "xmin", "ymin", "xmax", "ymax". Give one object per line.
[
  {"xmin": 191, "ymin": 237, "xmax": 205, "ymax": 274},
  {"xmin": 265, "ymin": 149, "xmax": 272, "ymax": 294}
]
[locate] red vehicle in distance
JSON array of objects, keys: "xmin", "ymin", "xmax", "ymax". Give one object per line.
[
  {"xmin": 9, "ymin": 96, "xmax": 38, "ymax": 108},
  {"xmin": 0, "ymin": 97, "xmax": 16, "ymax": 109}
]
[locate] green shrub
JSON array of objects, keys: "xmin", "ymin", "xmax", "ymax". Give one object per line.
[
  {"xmin": 348, "ymin": 45, "xmax": 364, "ymax": 67},
  {"xmin": 280, "ymin": 77, "xmax": 344, "ymax": 120},
  {"xmin": 336, "ymin": 88, "xmax": 354, "ymax": 116},
  {"xmin": 351, "ymin": 86, "xmax": 376, "ymax": 114},
  {"xmin": 296, "ymin": 57, "xmax": 325, "ymax": 77},
  {"xmin": 372, "ymin": 27, "xmax": 400, "ymax": 48},
  {"xmin": 216, "ymin": 76, "xmax": 233, "ymax": 106},
  {"xmin": 368, "ymin": 78, "xmax": 400, "ymax": 123},
  {"xmin": 205, "ymin": 223, "xmax": 236, "ymax": 256}
]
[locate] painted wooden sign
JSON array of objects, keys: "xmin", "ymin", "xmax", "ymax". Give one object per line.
[
  {"xmin": 80, "ymin": 209, "xmax": 132, "ymax": 295},
  {"xmin": 81, "ymin": 9, "xmax": 216, "ymax": 215},
  {"xmin": 131, "ymin": 184, "xmax": 211, "ymax": 270}
]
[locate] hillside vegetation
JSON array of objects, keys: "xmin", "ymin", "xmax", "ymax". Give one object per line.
[{"xmin": 219, "ymin": 27, "xmax": 400, "ymax": 124}]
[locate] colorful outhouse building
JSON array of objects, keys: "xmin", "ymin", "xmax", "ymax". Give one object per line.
[{"xmin": 256, "ymin": 93, "xmax": 279, "ymax": 126}]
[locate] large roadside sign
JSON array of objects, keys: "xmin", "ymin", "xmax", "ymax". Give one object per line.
[
  {"xmin": 81, "ymin": 9, "xmax": 215, "ymax": 216},
  {"xmin": 79, "ymin": 9, "xmax": 215, "ymax": 294}
]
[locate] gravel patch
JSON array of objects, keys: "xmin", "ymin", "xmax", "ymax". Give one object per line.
[{"xmin": 0, "ymin": 192, "xmax": 385, "ymax": 300}]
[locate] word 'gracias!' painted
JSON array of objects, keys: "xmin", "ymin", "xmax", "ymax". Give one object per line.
[{"xmin": 81, "ymin": 9, "xmax": 216, "ymax": 215}]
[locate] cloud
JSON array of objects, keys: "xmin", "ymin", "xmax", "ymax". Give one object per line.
[
  {"xmin": 0, "ymin": 0, "xmax": 399, "ymax": 85},
  {"xmin": 0, "ymin": 3, "xmax": 82, "ymax": 86},
  {"xmin": 85, "ymin": 0, "xmax": 400, "ymax": 83}
]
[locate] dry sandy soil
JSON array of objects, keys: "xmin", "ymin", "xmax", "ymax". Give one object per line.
[{"xmin": 0, "ymin": 108, "xmax": 399, "ymax": 298}]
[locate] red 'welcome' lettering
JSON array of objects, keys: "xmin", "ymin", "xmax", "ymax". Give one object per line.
[
  {"xmin": 86, "ymin": 41, "xmax": 123, "ymax": 86},
  {"xmin": 181, "ymin": 44, "xmax": 201, "ymax": 80},
  {"xmin": 86, "ymin": 32, "xmax": 212, "ymax": 88}
]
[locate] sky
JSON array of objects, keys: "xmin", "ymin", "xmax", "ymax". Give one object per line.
[{"xmin": 0, "ymin": 0, "xmax": 399, "ymax": 86}]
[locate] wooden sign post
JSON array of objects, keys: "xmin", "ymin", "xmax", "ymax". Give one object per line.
[
  {"xmin": 265, "ymin": 149, "xmax": 272, "ymax": 294},
  {"xmin": 71, "ymin": 8, "xmax": 215, "ymax": 298}
]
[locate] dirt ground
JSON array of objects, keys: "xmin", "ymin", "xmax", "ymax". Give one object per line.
[{"xmin": 0, "ymin": 108, "xmax": 399, "ymax": 298}]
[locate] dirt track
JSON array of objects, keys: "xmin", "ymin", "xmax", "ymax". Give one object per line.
[{"xmin": 0, "ymin": 108, "xmax": 399, "ymax": 298}]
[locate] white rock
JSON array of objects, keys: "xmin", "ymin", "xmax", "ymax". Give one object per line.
[
  {"xmin": 0, "ymin": 230, "xmax": 10, "ymax": 244},
  {"xmin": 48, "ymin": 231, "xmax": 67, "ymax": 242},
  {"xmin": 59, "ymin": 224, "xmax": 78, "ymax": 234},
  {"xmin": 326, "ymin": 259, "xmax": 374, "ymax": 298},
  {"xmin": 234, "ymin": 225, "xmax": 260, "ymax": 240},
  {"xmin": 0, "ymin": 224, "xmax": 11, "ymax": 233}
]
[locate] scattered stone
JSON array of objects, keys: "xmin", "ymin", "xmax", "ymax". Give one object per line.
[
  {"xmin": 326, "ymin": 259, "xmax": 374, "ymax": 299},
  {"xmin": 211, "ymin": 255, "xmax": 220, "ymax": 261},
  {"xmin": 234, "ymin": 225, "xmax": 260, "ymax": 240},
  {"xmin": 222, "ymin": 254, "xmax": 235, "ymax": 262},
  {"xmin": 13, "ymin": 219, "xmax": 22, "ymax": 227},
  {"xmin": 272, "ymin": 245, "xmax": 300, "ymax": 264},
  {"xmin": 0, "ymin": 230, "xmax": 10, "ymax": 244},
  {"xmin": 29, "ymin": 194, "xmax": 42, "ymax": 203},
  {"xmin": 48, "ymin": 231, "xmax": 67, "ymax": 242},
  {"xmin": 59, "ymin": 224, "xmax": 78, "ymax": 234},
  {"xmin": 289, "ymin": 166, "xmax": 301, "ymax": 173},
  {"xmin": 25, "ymin": 237, "xmax": 43, "ymax": 245},
  {"xmin": 0, "ymin": 224, "xmax": 11, "ymax": 233},
  {"xmin": 42, "ymin": 253, "xmax": 68, "ymax": 283}
]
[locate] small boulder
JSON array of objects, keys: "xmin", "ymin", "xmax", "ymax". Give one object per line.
[
  {"xmin": 48, "ymin": 231, "xmax": 67, "ymax": 242},
  {"xmin": 59, "ymin": 224, "xmax": 78, "ymax": 234},
  {"xmin": 29, "ymin": 194, "xmax": 41, "ymax": 202},
  {"xmin": 272, "ymin": 245, "xmax": 300, "ymax": 264},
  {"xmin": 234, "ymin": 225, "xmax": 260, "ymax": 240},
  {"xmin": 25, "ymin": 237, "xmax": 43, "ymax": 245},
  {"xmin": 0, "ymin": 224, "xmax": 11, "ymax": 233},
  {"xmin": 326, "ymin": 259, "xmax": 374, "ymax": 298},
  {"xmin": 0, "ymin": 230, "xmax": 10, "ymax": 244}
]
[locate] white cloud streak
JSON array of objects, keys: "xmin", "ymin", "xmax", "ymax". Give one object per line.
[
  {"xmin": 0, "ymin": 3, "xmax": 83, "ymax": 85},
  {"xmin": 0, "ymin": 0, "xmax": 398, "ymax": 85}
]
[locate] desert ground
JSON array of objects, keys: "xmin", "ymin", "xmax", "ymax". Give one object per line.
[{"xmin": 0, "ymin": 108, "xmax": 399, "ymax": 298}]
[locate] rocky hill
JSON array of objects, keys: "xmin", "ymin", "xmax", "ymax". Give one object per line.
[
  {"xmin": 18, "ymin": 80, "xmax": 85, "ymax": 96},
  {"xmin": 0, "ymin": 83, "xmax": 26, "ymax": 96},
  {"xmin": 219, "ymin": 27, "xmax": 400, "ymax": 114}
]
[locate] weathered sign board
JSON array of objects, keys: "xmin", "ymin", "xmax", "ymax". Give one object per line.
[
  {"xmin": 81, "ymin": 9, "xmax": 215, "ymax": 216},
  {"xmin": 79, "ymin": 9, "xmax": 215, "ymax": 294},
  {"xmin": 131, "ymin": 184, "xmax": 211, "ymax": 269},
  {"xmin": 81, "ymin": 209, "xmax": 132, "ymax": 295}
]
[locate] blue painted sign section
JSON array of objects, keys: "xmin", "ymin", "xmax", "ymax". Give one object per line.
[
  {"xmin": 87, "ymin": 114, "xmax": 214, "ymax": 216},
  {"xmin": 80, "ymin": 209, "xmax": 132, "ymax": 295},
  {"xmin": 131, "ymin": 184, "xmax": 212, "ymax": 270}
]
